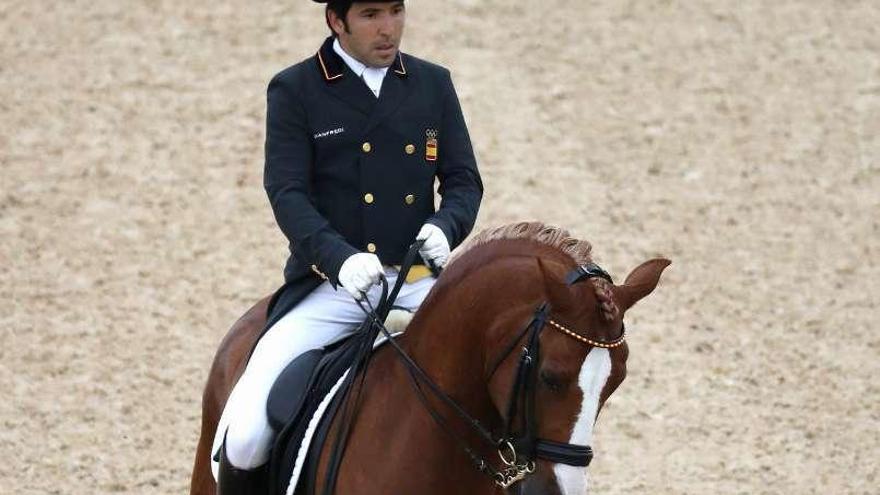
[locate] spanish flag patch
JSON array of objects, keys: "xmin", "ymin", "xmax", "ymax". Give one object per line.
[{"xmin": 425, "ymin": 129, "xmax": 438, "ymax": 162}]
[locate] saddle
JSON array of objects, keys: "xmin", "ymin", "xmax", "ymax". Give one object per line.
[
  {"xmin": 264, "ymin": 317, "xmax": 412, "ymax": 495},
  {"xmin": 265, "ymin": 333, "xmax": 362, "ymax": 495}
]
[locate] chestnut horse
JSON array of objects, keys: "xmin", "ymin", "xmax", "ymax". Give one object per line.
[{"xmin": 190, "ymin": 222, "xmax": 670, "ymax": 494}]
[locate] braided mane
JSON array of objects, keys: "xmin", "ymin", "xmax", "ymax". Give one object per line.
[
  {"xmin": 449, "ymin": 222, "xmax": 619, "ymax": 321},
  {"xmin": 449, "ymin": 221, "xmax": 593, "ymax": 266}
]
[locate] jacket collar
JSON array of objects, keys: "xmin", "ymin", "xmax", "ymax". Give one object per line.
[{"xmin": 315, "ymin": 36, "xmax": 408, "ymax": 83}]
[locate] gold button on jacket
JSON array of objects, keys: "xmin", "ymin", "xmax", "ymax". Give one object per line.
[
  {"xmin": 362, "ymin": 142, "xmax": 372, "ymax": 153},
  {"xmin": 405, "ymin": 144, "xmax": 415, "ymax": 154},
  {"xmin": 404, "ymin": 194, "xmax": 415, "ymax": 205},
  {"xmin": 367, "ymin": 242, "xmax": 377, "ymax": 253},
  {"xmin": 363, "ymin": 193, "xmax": 374, "ymax": 204}
]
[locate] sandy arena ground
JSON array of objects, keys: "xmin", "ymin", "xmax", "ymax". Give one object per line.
[{"xmin": 2, "ymin": 1, "xmax": 878, "ymax": 493}]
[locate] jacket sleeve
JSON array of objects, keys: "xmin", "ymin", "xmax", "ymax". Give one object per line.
[
  {"xmin": 426, "ymin": 70, "xmax": 484, "ymax": 249},
  {"xmin": 263, "ymin": 75, "xmax": 359, "ymax": 286}
]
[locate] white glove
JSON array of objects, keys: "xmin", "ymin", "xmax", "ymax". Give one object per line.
[
  {"xmin": 416, "ymin": 223, "xmax": 450, "ymax": 268},
  {"xmin": 338, "ymin": 252, "xmax": 384, "ymax": 299}
]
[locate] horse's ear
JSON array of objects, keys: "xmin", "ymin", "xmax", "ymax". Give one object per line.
[{"xmin": 613, "ymin": 258, "xmax": 671, "ymax": 312}]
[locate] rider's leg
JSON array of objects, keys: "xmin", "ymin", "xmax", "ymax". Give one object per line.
[
  {"xmin": 216, "ymin": 268, "xmax": 436, "ymax": 478},
  {"xmin": 222, "ymin": 279, "xmax": 368, "ymax": 469},
  {"xmin": 216, "ymin": 437, "xmax": 268, "ymax": 495}
]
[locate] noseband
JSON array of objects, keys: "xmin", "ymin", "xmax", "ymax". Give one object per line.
[{"xmin": 357, "ymin": 255, "xmax": 625, "ymax": 490}]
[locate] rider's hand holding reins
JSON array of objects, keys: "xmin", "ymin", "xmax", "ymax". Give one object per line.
[
  {"xmin": 416, "ymin": 223, "xmax": 450, "ymax": 268},
  {"xmin": 338, "ymin": 252, "xmax": 384, "ymax": 300}
]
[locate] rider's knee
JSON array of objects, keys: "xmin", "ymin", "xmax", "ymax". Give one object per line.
[{"xmin": 225, "ymin": 418, "xmax": 273, "ymax": 469}]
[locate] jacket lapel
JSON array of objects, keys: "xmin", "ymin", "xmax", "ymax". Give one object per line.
[
  {"xmin": 315, "ymin": 37, "xmax": 377, "ymax": 116},
  {"xmin": 363, "ymin": 52, "xmax": 414, "ymax": 135}
]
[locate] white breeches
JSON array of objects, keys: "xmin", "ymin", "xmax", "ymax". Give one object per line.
[{"xmin": 214, "ymin": 268, "xmax": 435, "ymax": 470}]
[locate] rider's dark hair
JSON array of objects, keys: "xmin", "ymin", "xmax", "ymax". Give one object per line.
[
  {"xmin": 325, "ymin": 0, "xmax": 353, "ymax": 35},
  {"xmin": 325, "ymin": 1, "xmax": 404, "ymax": 36}
]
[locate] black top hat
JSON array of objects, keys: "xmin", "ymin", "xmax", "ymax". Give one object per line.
[{"xmin": 312, "ymin": 0, "xmax": 402, "ymax": 3}]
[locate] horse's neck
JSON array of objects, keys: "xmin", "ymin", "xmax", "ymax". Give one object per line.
[
  {"xmin": 401, "ymin": 295, "xmax": 494, "ymax": 409},
  {"xmin": 343, "ymin": 251, "xmax": 556, "ymax": 492},
  {"xmin": 403, "ymin": 251, "xmax": 551, "ymax": 370},
  {"xmin": 399, "ymin": 258, "xmax": 549, "ymax": 425}
]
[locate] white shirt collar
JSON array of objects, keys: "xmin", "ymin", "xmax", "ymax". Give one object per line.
[{"xmin": 333, "ymin": 38, "xmax": 388, "ymax": 98}]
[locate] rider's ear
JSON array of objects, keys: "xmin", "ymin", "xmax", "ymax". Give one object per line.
[{"xmin": 612, "ymin": 258, "xmax": 671, "ymax": 312}]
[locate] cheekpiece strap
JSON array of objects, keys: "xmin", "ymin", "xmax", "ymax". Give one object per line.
[
  {"xmin": 533, "ymin": 302, "xmax": 550, "ymax": 326},
  {"xmin": 565, "ymin": 263, "xmax": 614, "ymax": 285}
]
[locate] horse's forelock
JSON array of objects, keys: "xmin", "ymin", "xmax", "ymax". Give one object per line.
[{"xmin": 448, "ymin": 221, "xmax": 593, "ymax": 267}]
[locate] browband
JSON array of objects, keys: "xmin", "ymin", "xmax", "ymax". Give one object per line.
[{"xmin": 565, "ymin": 263, "xmax": 614, "ymax": 285}]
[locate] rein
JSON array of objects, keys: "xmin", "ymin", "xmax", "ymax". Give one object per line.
[{"xmin": 333, "ymin": 244, "xmax": 624, "ymax": 491}]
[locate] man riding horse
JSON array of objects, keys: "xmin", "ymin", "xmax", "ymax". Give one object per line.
[{"xmin": 213, "ymin": 0, "xmax": 483, "ymax": 492}]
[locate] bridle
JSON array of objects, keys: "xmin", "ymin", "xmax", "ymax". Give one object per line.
[
  {"xmin": 482, "ymin": 262, "xmax": 625, "ymax": 488},
  {"xmin": 350, "ymin": 246, "xmax": 626, "ymax": 490}
]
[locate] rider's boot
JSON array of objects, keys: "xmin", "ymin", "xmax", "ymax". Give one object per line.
[{"xmin": 216, "ymin": 441, "xmax": 269, "ymax": 495}]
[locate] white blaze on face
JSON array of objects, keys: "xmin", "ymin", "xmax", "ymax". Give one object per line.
[{"xmin": 553, "ymin": 348, "xmax": 612, "ymax": 495}]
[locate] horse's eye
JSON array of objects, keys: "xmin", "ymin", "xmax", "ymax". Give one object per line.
[{"xmin": 540, "ymin": 370, "xmax": 569, "ymax": 393}]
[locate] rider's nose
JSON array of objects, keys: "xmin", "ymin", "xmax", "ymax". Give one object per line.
[{"xmin": 377, "ymin": 15, "xmax": 393, "ymax": 36}]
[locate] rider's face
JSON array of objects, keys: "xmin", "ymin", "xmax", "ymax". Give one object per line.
[{"xmin": 329, "ymin": 2, "xmax": 406, "ymax": 68}]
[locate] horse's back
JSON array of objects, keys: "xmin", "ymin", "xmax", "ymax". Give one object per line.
[{"xmin": 190, "ymin": 295, "xmax": 272, "ymax": 495}]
